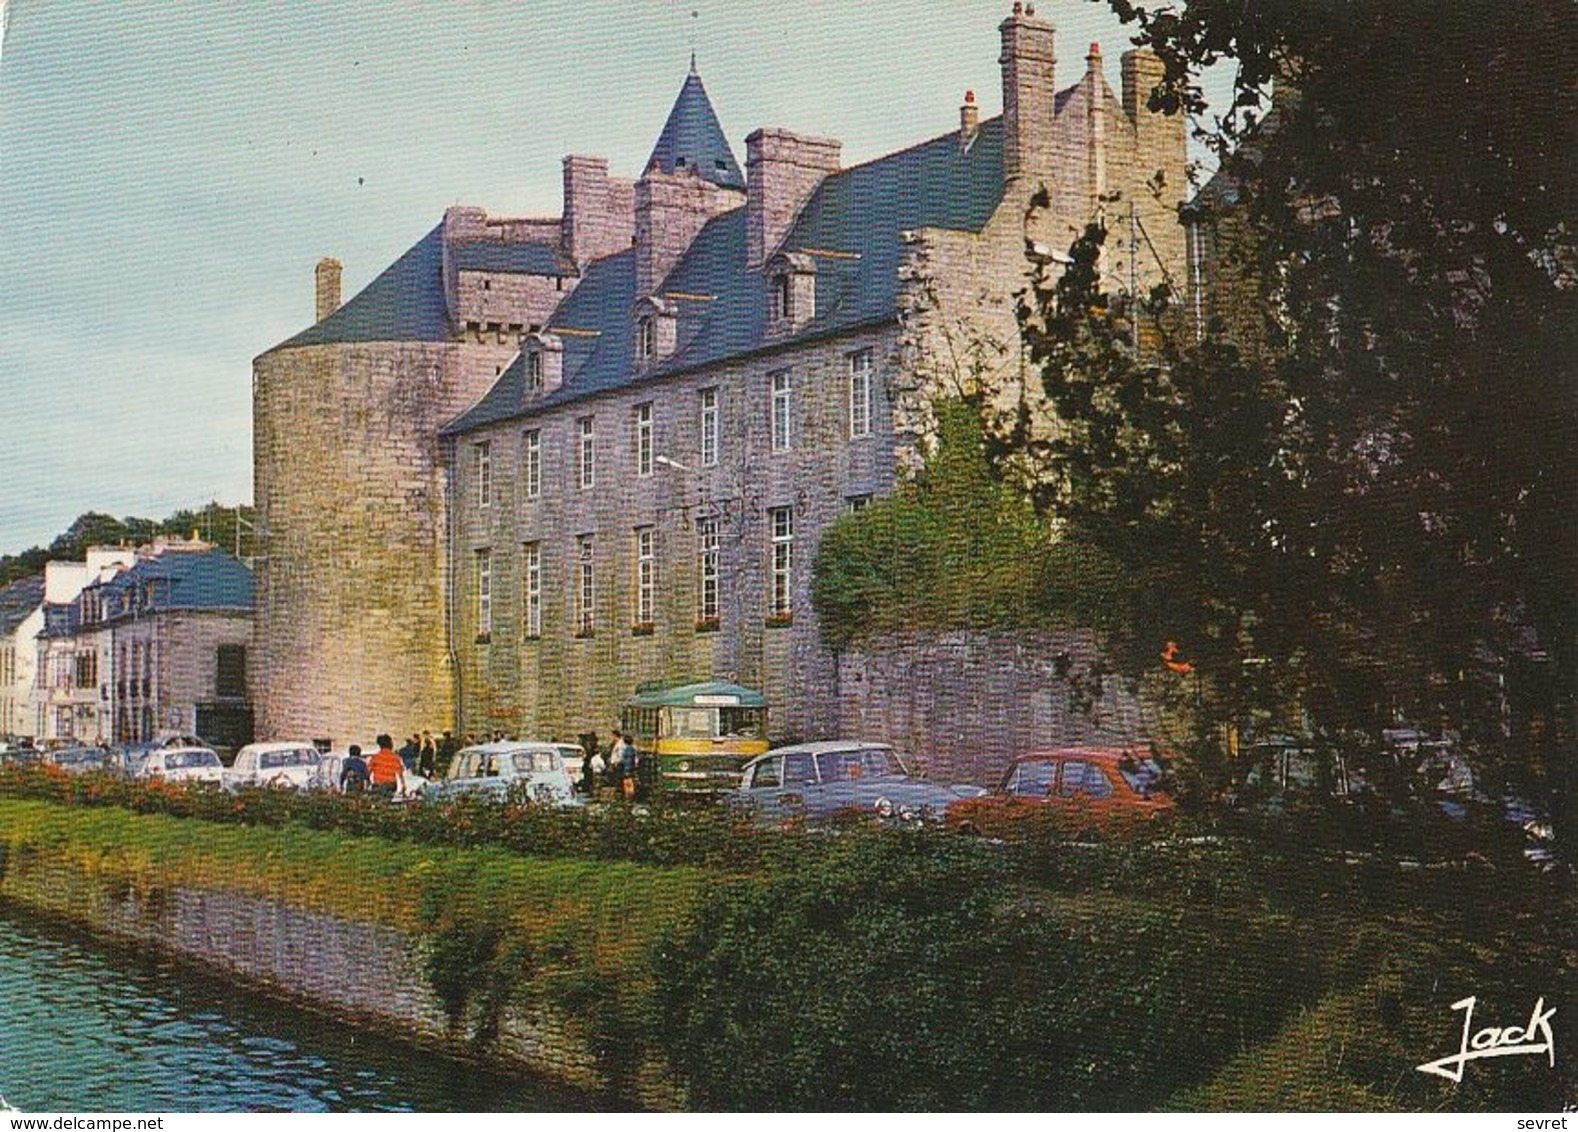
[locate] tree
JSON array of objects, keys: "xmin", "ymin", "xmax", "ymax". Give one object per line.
[{"xmin": 974, "ymin": 1, "xmax": 1576, "ymax": 816}]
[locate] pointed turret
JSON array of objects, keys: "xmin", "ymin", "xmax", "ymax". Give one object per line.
[{"xmin": 644, "ymin": 64, "xmax": 745, "ymax": 190}]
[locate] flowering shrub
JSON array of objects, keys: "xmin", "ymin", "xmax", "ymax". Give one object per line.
[{"xmin": 0, "ymin": 763, "xmax": 770, "ymax": 870}]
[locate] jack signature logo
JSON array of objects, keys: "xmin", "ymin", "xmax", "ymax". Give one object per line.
[{"xmin": 1416, "ymin": 995, "xmax": 1556, "ymax": 1083}]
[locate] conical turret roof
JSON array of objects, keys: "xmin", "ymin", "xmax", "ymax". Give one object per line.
[{"xmin": 644, "ymin": 62, "xmax": 744, "ymax": 190}]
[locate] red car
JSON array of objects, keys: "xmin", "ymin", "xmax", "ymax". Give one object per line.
[{"xmin": 946, "ymin": 747, "xmax": 1176, "ymax": 840}]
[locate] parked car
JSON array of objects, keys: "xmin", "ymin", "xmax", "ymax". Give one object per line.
[
  {"xmin": 224, "ymin": 742, "xmax": 324, "ymax": 791},
  {"xmin": 946, "ymin": 747, "xmax": 1176, "ymax": 840},
  {"xmin": 419, "ymin": 741, "xmax": 581, "ymax": 807},
  {"xmin": 727, "ymin": 740, "xmax": 984, "ymax": 827},
  {"xmin": 43, "ymin": 746, "xmax": 113, "ymax": 775},
  {"xmin": 134, "ymin": 744, "xmax": 225, "ymax": 786},
  {"xmin": 545, "ymin": 742, "xmax": 601, "ymax": 786}
]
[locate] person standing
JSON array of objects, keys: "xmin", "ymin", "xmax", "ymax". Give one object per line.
[
  {"xmin": 437, "ymin": 730, "xmax": 458, "ymax": 777},
  {"xmin": 578, "ymin": 734, "xmax": 598, "ymax": 795},
  {"xmin": 368, "ymin": 734, "xmax": 406, "ymax": 799},
  {"xmin": 417, "ymin": 730, "xmax": 437, "ymax": 779},
  {"xmin": 340, "ymin": 744, "xmax": 369, "ymax": 794},
  {"xmin": 615, "ymin": 732, "xmax": 637, "ymax": 799}
]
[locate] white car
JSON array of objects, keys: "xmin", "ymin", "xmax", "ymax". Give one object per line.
[
  {"xmin": 224, "ymin": 742, "xmax": 324, "ymax": 791},
  {"xmin": 135, "ymin": 745, "xmax": 225, "ymax": 786},
  {"xmin": 421, "ymin": 741, "xmax": 581, "ymax": 807}
]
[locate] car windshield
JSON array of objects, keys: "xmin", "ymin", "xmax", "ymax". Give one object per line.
[
  {"xmin": 1116, "ymin": 757, "xmax": 1168, "ymax": 796},
  {"xmin": 166, "ymin": 750, "xmax": 218, "ymax": 769},
  {"xmin": 260, "ymin": 748, "xmax": 316, "ymax": 769},
  {"xmin": 511, "ymin": 750, "xmax": 560, "ymax": 775},
  {"xmin": 814, "ymin": 747, "xmax": 900, "ymax": 782},
  {"xmin": 54, "ymin": 750, "xmax": 101, "ymax": 766}
]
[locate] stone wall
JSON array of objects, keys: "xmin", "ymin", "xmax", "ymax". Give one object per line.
[
  {"xmin": 836, "ymin": 628, "xmax": 1160, "ymax": 789},
  {"xmin": 252, "ymin": 340, "xmax": 516, "ymax": 746},
  {"xmin": 114, "ymin": 609, "xmax": 252, "ymax": 740},
  {"xmin": 0, "ymin": 852, "xmax": 679, "ymax": 1109}
]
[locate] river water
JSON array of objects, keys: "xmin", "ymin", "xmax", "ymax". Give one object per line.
[{"xmin": 0, "ymin": 902, "xmax": 598, "ymax": 1112}]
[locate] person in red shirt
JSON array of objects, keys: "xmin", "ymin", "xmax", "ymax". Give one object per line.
[{"xmin": 367, "ymin": 734, "xmax": 406, "ymax": 799}]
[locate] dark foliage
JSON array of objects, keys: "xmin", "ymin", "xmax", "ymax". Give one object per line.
[{"xmin": 0, "ymin": 503, "xmax": 257, "ymax": 587}]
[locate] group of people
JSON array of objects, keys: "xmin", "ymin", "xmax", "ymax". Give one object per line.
[
  {"xmin": 335, "ymin": 726, "xmax": 657, "ymax": 800},
  {"xmin": 578, "ymin": 729, "xmax": 654, "ymax": 799},
  {"xmin": 337, "ymin": 734, "xmax": 407, "ymax": 797}
]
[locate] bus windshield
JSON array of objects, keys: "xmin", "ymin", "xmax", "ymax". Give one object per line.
[{"xmin": 661, "ymin": 706, "xmax": 765, "ymax": 740}]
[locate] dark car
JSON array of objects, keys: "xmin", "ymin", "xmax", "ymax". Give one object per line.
[
  {"xmin": 727, "ymin": 741, "xmax": 984, "ymax": 827},
  {"xmin": 946, "ymin": 747, "xmax": 1176, "ymax": 840}
]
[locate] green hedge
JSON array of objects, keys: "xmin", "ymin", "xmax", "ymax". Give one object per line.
[{"xmin": 653, "ymin": 834, "xmax": 1318, "ymax": 1110}]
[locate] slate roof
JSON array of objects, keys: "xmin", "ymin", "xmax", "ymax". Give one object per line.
[
  {"xmin": 450, "ymin": 240, "xmax": 575, "ymax": 278},
  {"xmin": 274, "ymin": 225, "xmax": 450, "ymax": 350},
  {"xmin": 645, "ymin": 65, "xmax": 745, "ymax": 190},
  {"xmin": 268, "ymin": 226, "xmax": 572, "ymax": 352},
  {"xmin": 93, "ymin": 549, "xmax": 254, "ymax": 624},
  {"xmin": 0, "ymin": 575, "xmax": 44, "ymax": 637},
  {"xmin": 444, "ymin": 116, "xmax": 1005, "ymax": 436}
]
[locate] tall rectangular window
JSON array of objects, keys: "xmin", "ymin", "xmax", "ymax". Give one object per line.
[
  {"xmin": 215, "ymin": 644, "xmax": 246, "ymax": 698},
  {"xmin": 770, "ymin": 371, "xmax": 792, "ymax": 452},
  {"xmin": 476, "ymin": 548, "xmax": 493, "ymax": 636},
  {"xmin": 769, "ymin": 506, "xmax": 793, "ymax": 616},
  {"xmin": 577, "ymin": 417, "xmax": 595, "ymax": 489},
  {"xmin": 635, "ymin": 403, "xmax": 654, "ymax": 477},
  {"xmin": 526, "ymin": 351, "xmax": 543, "ymax": 389},
  {"xmin": 475, "ymin": 441, "xmax": 493, "ymax": 507},
  {"xmin": 848, "ymin": 348, "xmax": 873, "ymax": 438},
  {"xmin": 634, "ymin": 527, "xmax": 655, "ymax": 625},
  {"xmin": 522, "ymin": 429, "xmax": 541, "ymax": 499},
  {"xmin": 699, "ymin": 387, "xmax": 719, "ymax": 467},
  {"xmin": 523, "ymin": 542, "xmax": 542, "ymax": 638},
  {"xmin": 576, "ymin": 536, "xmax": 595, "ymax": 635},
  {"xmin": 697, "ymin": 516, "xmax": 719, "ymax": 622}
]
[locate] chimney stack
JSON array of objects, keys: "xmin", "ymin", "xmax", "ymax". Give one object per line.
[
  {"xmin": 960, "ymin": 90, "xmax": 980, "ymax": 147},
  {"xmin": 314, "ymin": 257, "xmax": 342, "ymax": 322},
  {"xmin": 999, "ymin": 2, "xmax": 1057, "ymax": 182},
  {"xmin": 745, "ymin": 128, "xmax": 842, "ymax": 266}
]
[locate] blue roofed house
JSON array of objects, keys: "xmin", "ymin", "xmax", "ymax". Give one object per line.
[
  {"xmin": 38, "ymin": 540, "xmax": 255, "ymax": 747},
  {"xmin": 253, "ymin": 5, "xmax": 1186, "ymax": 747}
]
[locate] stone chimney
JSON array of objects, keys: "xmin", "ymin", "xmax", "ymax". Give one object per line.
[
  {"xmin": 1120, "ymin": 47, "xmax": 1168, "ymax": 123},
  {"xmin": 745, "ymin": 128, "xmax": 842, "ymax": 266},
  {"xmin": 635, "ymin": 166, "xmax": 743, "ymax": 298},
  {"xmin": 999, "ymin": 1, "xmax": 1056, "ymax": 182},
  {"xmin": 561, "ymin": 155, "xmax": 636, "ymax": 268},
  {"xmin": 314, "ymin": 257, "xmax": 342, "ymax": 322},
  {"xmin": 960, "ymin": 90, "xmax": 980, "ymax": 148}
]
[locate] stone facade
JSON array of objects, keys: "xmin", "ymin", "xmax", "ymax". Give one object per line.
[
  {"xmin": 452, "ymin": 327, "xmax": 900, "ymax": 743},
  {"xmin": 32, "ymin": 542, "xmax": 252, "ymax": 746}
]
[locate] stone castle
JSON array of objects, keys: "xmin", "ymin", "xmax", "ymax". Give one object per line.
[{"xmin": 252, "ymin": 3, "xmax": 1189, "ymax": 747}]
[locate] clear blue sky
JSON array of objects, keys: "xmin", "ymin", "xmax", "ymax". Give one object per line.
[{"xmin": 0, "ymin": 0, "xmax": 1231, "ymax": 553}]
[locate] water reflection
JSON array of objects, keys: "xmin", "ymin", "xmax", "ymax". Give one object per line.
[{"xmin": 0, "ymin": 902, "xmax": 598, "ymax": 1112}]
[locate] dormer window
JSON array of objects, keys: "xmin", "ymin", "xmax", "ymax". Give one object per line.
[
  {"xmin": 771, "ymin": 273, "xmax": 793, "ymax": 322},
  {"xmin": 633, "ymin": 297, "xmax": 677, "ymax": 365},
  {"xmin": 766, "ymin": 251, "xmax": 815, "ymax": 331},
  {"xmin": 519, "ymin": 331, "xmax": 564, "ymax": 400}
]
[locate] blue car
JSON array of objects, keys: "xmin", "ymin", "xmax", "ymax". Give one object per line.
[{"xmin": 727, "ymin": 740, "xmax": 984, "ymax": 827}]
